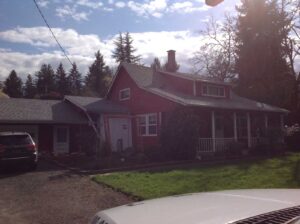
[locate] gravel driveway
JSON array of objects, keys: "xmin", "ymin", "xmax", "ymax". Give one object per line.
[{"xmin": 0, "ymin": 160, "xmax": 133, "ymax": 224}]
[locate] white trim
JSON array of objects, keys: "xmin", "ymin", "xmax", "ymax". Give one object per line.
[
  {"xmin": 264, "ymin": 114, "xmax": 268, "ymax": 129},
  {"xmin": 137, "ymin": 113, "xmax": 158, "ymax": 137},
  {"xmin": 247, "ymin": 113, "xmax": 251, "ymax": 148},
  {"xmin": 233, "ymin": 112, "xmax": 238, "ymax": 141},
  {"xmin": 211, "ymin": 111, "xmax": 216, "ymax": 152},
  {"xmin": 119, "ymin": 88, "xmax": 130, "ymax": 101}
]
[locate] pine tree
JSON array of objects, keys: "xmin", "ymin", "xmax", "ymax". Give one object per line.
[
  {"xmin": 151, "ymin": 57, "xmax": 162, "ymax": 70},
  {"xmin": 55, "ymin": 63, "xmax": 69, "ymax": 96},
  {"xmin": 112, "ymin": 33, "xmax": 125, "ymax": 63},
  {"xmin": 24, "ymin": 74, "xmax": 36, "ymax": 98},
  {"xmin": 3, "ymin": 70, "xmax": 23, "ymax": 98},
  {"xmin": 235, "ymin": 0, "xmax": 294, "ymax": 108},
  {"xmin": 68, "ymin": 63, "xmax": 82, "ymax": 95},
  {"xmin": 36, "ymin": 64, "xmax": 56, "ymax": 95},
  {"xmin": 124, "ymin": 32, "xmax": 141, "ymax": 63},
  {"xmin": 112, "ymin": 32, "xmax": 141, "ymax": 64},
  {"xmin": 85, "ymin": 51, "xmax": 111, "ymax": 97}
]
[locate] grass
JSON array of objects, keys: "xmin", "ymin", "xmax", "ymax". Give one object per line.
[{"xmin": 92, "ymin": 153, "xmax": 300, "ymax": 200}]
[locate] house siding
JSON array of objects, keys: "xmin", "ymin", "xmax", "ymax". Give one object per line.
[
  {"xmin": 162, "ymin": 73, "xmax": 194, "ymax": 96},
  {"xmin": 108, "ymin": 68, "xmax": 179, "ymax": 150}
]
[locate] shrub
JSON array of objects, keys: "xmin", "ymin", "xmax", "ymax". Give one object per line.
[
  {"xmin": 160, "ymin": 107, "xmax": 200, "ymax": 160},
  {"xmin": 143, "ymin": 145, "xmax": 166, "ymax": 162}
]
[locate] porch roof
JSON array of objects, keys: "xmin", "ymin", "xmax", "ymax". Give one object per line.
[
  {"xmin": 147, "ymin": 87, "xmax": 289, "ymax": 113},
  {"xmin": 0, "ymin": 98, "xmax": 87, "ymax": 124},
  {"xmin": 65, "ymin": 95, "xmax": 129, "ymax": 114}
]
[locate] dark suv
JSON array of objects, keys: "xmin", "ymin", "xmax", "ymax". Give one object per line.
[{"xmin": 0, "ymin": 132, "xmax": 38, "ymax": 170}]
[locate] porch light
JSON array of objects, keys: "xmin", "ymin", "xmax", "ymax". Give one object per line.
[{"xmin": 205, "ymin": 0, "xmax": 224, "ymax": 6}]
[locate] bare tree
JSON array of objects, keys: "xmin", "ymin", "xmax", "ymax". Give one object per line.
[
  {"xmin": 192, "ymin": 14, "xmax": 236, "ymax": 82},
  {"xmin": 280, "ymin": 0, "xmax": 300, "ymax": 109}
]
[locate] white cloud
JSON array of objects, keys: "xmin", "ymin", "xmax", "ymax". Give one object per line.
[
  {"xmin": 56, "ymin": 5, "xmax": 91, "ymax": 21},
  {"xmin": 169, "ymin": 1, "xmax": 210, "ymax": 13},
  {"xmin": 76, "ymin": 0, "xmax": 103, "ymax": 9},
  {"xmin": 37, "ymin": 0, "xmax": 50, "ymax": 8},
  {"xmin": 0, "ymin": 26, "xmax": 209, "ymax": 80},
  {"xmin": 127, "ymin": 0, "xmax": 167, "ymax": 18},
  {"xmin": 115, "ymin": 1, "xmax": 126, "ymax": 8}
]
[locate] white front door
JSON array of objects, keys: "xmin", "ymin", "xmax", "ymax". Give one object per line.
[
  {"xmin": 109, "ymin": 118, "xmax": 132, "ymax": 152},
  {"xmin": 54, "ymin": 126, "xmax": 69, "ymax": 155}
]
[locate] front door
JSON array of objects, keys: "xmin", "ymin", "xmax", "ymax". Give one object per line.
[
  {"xmin": 54, "ymin": 126, "xmax": 69, "ymax": 155},
  {"xmin": 108, "ymin": 118, "xmax": 132, "ymax": 152}
]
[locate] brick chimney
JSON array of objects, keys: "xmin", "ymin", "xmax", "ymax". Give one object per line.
[{"xmin": 166, "ymin": 50, "xmax": 177, "ymax": 72}]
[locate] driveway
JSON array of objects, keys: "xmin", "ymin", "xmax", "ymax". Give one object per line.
[{"xmin": 0, "ymin": 160, "xmax": 133, "ymax": 224}]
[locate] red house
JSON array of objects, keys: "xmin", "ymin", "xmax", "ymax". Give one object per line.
[
  {"xmin": 0, "ymin": 50, "xmax": 288, "ymax": 158},
  {"xmin": 103, "ymin": 50, "xmax": 288, "ymax": 155}
]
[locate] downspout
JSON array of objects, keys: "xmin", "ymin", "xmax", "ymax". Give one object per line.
[{"xmin": 64, "ymin": 98, "xmax": 101, "ymax": 155}]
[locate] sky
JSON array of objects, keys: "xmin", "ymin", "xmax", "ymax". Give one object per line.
[{"xmin": 0, "ymin": 0, "xmax": 240, "ymax": 81}]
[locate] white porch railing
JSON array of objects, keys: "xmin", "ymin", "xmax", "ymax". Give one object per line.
[
  {"xmin": 198, "ymin": 138, "xmax": 235, "ymax": 153},
  {"xmin": 198, "ymin": 137, "xmax": 266, "ymax": 153}
]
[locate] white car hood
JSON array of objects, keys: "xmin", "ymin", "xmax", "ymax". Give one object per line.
[{"xmin": 92, "ymin": 189, "xmax": 300, "ymax": 224}]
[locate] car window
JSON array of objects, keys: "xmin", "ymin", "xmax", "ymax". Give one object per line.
[{"xmin": 0, "ymin": 135, "xmax": 32, "ymax": 146}]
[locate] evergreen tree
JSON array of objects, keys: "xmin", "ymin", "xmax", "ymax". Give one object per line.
[
  {"xmin": 55, "ymin": 63, "xmax": 69, "ymax": 96},
  {"xmin": 3, "ymin": 70, "xmax": 23, "ymax": 98},
  {"xmin": 36, "ymin": 64, "xmax": 56, "ymax": 95},
  {"xmin": 151, "ymin": 57, "xmax": 162, "ymax": 70},
  {"xmin": 112, "ymin": 32, "xmax": 125, "ymax": 63},
  {"xmin": 85, "ymin": 51, "xmax": 111, "ymax": 97},
  {"xmin": 112, "ymin": 32, "xmax": 141, "ymax": 64},
  {"xmin": 68, "ymin": 63, "xmax": 82, "ymax": 95},
  {"xmin": 124, "ymin": 32, "xmax": 141, "ymax": 63},
  {"xmin": 235, "ymin": 0, "xmax": 294, "ymax": 109},
  {"xmin": 24, "ymin": 74, "xmax": 36, "ymax": 98}
]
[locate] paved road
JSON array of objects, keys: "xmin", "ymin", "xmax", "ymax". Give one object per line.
[{"xmin": 0, "ymin": 160, "xmax": 133, "ymax": 224}]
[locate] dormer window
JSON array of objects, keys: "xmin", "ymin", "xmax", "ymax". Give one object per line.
[
  {"xmin": 119, "ymin": 88, "xmax": 130, "ymax": 101},
  {"xmin": 202, "ymin": 84, "xmax": 225, "ymax": 97}
]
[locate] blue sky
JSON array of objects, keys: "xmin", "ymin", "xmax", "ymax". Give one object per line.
[{"xmin": 0, "ymin": 0, "xmax": 239, "ymax": 81}]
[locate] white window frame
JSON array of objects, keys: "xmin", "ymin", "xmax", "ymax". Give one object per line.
[
  {"xmin": 202, "ymin": 84, "xmax": 226, "ymax": 98},
  {"xmin": 137, "ymin": 113, "xmax": 158, "ymax": 136},
  {"xmin": 119, "ymin": 88, "xmax": 130, "ymax": 101}
]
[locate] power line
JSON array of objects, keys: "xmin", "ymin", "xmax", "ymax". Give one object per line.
[{"xmin": 32, "ymin": 0, "xmax": 73, "ymax": 66}]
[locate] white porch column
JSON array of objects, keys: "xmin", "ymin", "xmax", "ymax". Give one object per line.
[
  {"xmin": 233, "ymin": 112, "xmax": 238, "ymax": 142},
  {"xmin": 247, "ymin": 113, "xmax": 251, "ymax": 148},
  {"xmin": 264, "ymin": 114, "xmax": 268, "ymax": 129},
  {"xmin": 211, "ymin": 111, "xmax": 216, "ymax": 152}
]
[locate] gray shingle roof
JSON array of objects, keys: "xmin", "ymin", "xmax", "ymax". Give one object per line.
[
  {"xmin": 65, "ymin": 95, "xmax": 129, "ymax": 114},
  {"xmin": 0, "ymin": 98, "xmax": 87, "ymax": 124},
  {"xmin": 147, "ymin": 87, "xmax": 289, "ymax": 113},
  {"xmin": 120, "ymin": 63, "xmax": 288, "ymax": 113}
]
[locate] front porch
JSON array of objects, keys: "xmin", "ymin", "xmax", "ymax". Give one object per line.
[{"xmin": 196, "ymin": 110, "xmax": 284, "ymax": 155}]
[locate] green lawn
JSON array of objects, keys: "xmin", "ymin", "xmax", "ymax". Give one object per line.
[{"xmin": 92, "ymin": 153, "xmax": 300, "ymax": 200}]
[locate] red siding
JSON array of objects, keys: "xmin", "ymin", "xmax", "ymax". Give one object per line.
[
  {"xmin": 108, "ymin": 68, "xmax": 179, "ymax": 150},
  {"xmin": 162, "ymin": 73, "xmax": 194, "ymax": 95}
]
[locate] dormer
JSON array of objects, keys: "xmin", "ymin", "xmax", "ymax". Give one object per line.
[{"xmin": 195, "ymin": 81, "xmax": 230, "ymax": 98}]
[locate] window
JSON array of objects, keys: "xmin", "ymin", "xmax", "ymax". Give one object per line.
[
  {"xmin": 202, "ymin": 84, "xmax": 225, "ymax": 97},
  {"xmin": 237, "ymin": 115, "xmax": 247, "ymax": 138},
  {"xmin": 137, "ymin": 113, "xmax": 158, "ymax": 136},
  {"xmin": 119, "ymin": 88, "xmax": 130, "ymax": 100}
]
